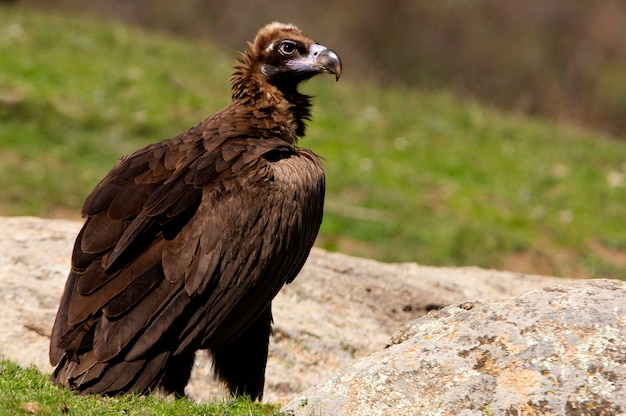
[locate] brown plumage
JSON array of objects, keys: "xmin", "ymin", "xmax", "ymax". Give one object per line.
[{"xmin": 49, "ymin": 22, "xmax": 342, "ymax": 400}]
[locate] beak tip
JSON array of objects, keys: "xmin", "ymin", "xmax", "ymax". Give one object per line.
[{"xmin": 316, "ymin": 47, "xmax": 342, "ymax": 82}]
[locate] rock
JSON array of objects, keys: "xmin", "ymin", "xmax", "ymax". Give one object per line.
[
  {"xmin": 0, "ymin": 216, "xmax": 583, "ymax": 404},
  {"xmin": 0, "ymin": 217, "xmax": 80, "ymax": 373},
  {"xmin": 284, "ymin": 279, "xmax": 626, "ymax": 416}
]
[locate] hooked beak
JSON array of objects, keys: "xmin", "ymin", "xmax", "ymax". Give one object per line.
[{"xmin": 288, "ymin": 43, "xmax": 343, "ymax": 81}]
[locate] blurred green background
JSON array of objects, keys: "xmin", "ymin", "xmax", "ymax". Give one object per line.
[
  {"xmin": 1, "ymin": 1, "xmax": 626, "ymax": 279},
  {"xmin": 19, "ymin": 0, "xmax": 626, "ymax": 137}
]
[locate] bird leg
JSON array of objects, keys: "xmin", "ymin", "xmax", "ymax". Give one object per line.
[
  {"xmin": 156, "ymin": 350, "xmax": 196, "ymax": 398},
  {"xmin": 212, "ymin": 305, "xmax": 273, "ymax": 400}
]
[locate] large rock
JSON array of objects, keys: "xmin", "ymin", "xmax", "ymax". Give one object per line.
[
  {"xmin": 0, "ymin": 216, "xmax": 591, "ymax": 405},
  {"xmin": 285, "ymin": 279, "xmax": 626, "ymax": 415}
]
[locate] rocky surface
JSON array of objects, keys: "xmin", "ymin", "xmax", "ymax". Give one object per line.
[
  {"xmin": 284, "ymin": 279, "xmax": 626, "ymax": 416},
  {"xmin": 3, "ymin": 216, "xmax": 618, "ymax": 410}
]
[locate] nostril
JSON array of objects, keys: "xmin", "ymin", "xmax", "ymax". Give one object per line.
[{"xmin": 310, "ymin": 44, "xmax": 327, "ymax": 58}]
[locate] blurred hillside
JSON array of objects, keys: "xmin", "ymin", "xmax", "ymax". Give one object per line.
[
  {"xmin": 16, "ymin": 0, "xmax": 626, "ymax": 138},
  {"xmin": 2, "ymin": 9, "xmax": 626, "ymax": 279}
]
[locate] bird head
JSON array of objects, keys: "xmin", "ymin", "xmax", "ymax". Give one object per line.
[{"xmin": 250, "ymin": 22, "xmax": 342, "ymax": 87}]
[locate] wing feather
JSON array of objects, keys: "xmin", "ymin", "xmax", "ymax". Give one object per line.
[
  {"xmin": 123, "ymin": 288, "xmax": 190, "ymax": 361},
  {"xmin": 161, "ymin": 230, "xmax": 200, "ymax": 285},
  {"xmin": 67, "ymin": 240, "xmax": 163, "ymax": 325},
  {"xmin": 94, "ymin": 279, "xmax": 184, "ymax": 361},
  {"xmin": 91, "ymin": 358, "xmax": 145, "ymax": 393},
  {"xmin": 57, "ymin": 317, "xmax": 97, "ymax": 352},
  {"xmin": 51, "ymin": 130, "xmax": 324, "ymax": 396},
  {"xmin": 80, "ymin": 213, "xmax": 125, "ymax": 254},
  {"xmin": 102, "ymin": 262, "xmax": 162, "ymax": 319},
  {"xmin": 108, "ymin": 183, "xmax": 158, "ymax": 220},
  {"xmin": 84, "ymin": 183, "xmax": 121, "ymax": 217},
  {"xmin": 76, "ymin": 261, "xmax": 116, "ymax": 296}
]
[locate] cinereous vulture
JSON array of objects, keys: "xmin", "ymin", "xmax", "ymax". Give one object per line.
[{"xmin": 49, "ymin": 22, "xmax": 342, "ymax": 400}]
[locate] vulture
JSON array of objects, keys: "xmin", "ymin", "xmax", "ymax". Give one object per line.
[{"xmin": 49, "ymin": 22, "xmax": 342, "ymax": 400}]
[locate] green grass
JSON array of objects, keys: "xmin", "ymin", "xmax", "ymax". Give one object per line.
[
  {"xmin": 1, "ymin": 8, "xmax": 626, "ymax": 279},
  {"xmin": 0, "ymin": 359, "xmax": 282, "ymax": 416}
]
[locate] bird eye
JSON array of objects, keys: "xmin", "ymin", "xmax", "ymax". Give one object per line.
[{"xmin": 278, "ymin": 41, "xmax": 298, "ymax": 56}]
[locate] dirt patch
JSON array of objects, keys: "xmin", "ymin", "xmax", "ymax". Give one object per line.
[
  {"xmin": 504, "ymin": 245, "xmax": 589, "ymax": 278},
  {"xmin": 588, "ymin": 240, "xmax": 626, "ymax": 269}
]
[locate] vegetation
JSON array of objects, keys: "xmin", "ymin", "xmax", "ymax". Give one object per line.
[
  {"xmin": 24, "ymin": 0, "xmax": 626, "ymax": 137},
  {"xmin": 1, "ymin": 9, "xmax": 626, "ymax": 279},
  {"xmin": 0, "ymin": 359, "xmax": 282, "ymax": 416}
]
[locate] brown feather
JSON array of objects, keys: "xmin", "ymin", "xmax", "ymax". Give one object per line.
[
  {"xmin": 130, "ymin": 351, "xmax": 170, "ymax": 393},
  {"xmin": 123, "ymin": 288, "xmax": 190, "ymax": 361},
  {"xmin": 92, "ymin": 277, "xmax": 182, "ymax": 362},
  {"xmin": 67, "ymin": 240, "xmax": 163, "ymax": 325},
  {"xmin": 49, "ymin": 21, "xmax": 339, "ymax": 399},
  {"xmin": 83, "ymin": 183, "xmax": 121, "ymax": 217},
  {"xmin": 80, "ymin": 213, "xmax": 124, "ymax": 254},
  {"xmin": 76, "ymin": 260, "xmax": 116, "ymax": 296},
  {"xmin": 108, "ymin": 183, "xmax": 157, "ymax": 220},
  {"xmin": 101, "ymin": 262, "xmax": 162, "ymax": 318},
  {"xmin": 91, "ymin": 358, "xmax": 145, "ymax": 394},
  {"xmin": 57, "ymin": 317, "xmax": 96, "ymax": 351}
]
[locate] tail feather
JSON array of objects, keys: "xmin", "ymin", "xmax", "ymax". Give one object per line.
[{"xmin": 50, "ymin": 350, "xmax": 172, "ymax": 396}]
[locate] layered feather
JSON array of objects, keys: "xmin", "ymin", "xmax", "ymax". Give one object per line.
[{"xmin": 49, "ymin": 22, "xmax": 330, "ymax": 400}]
